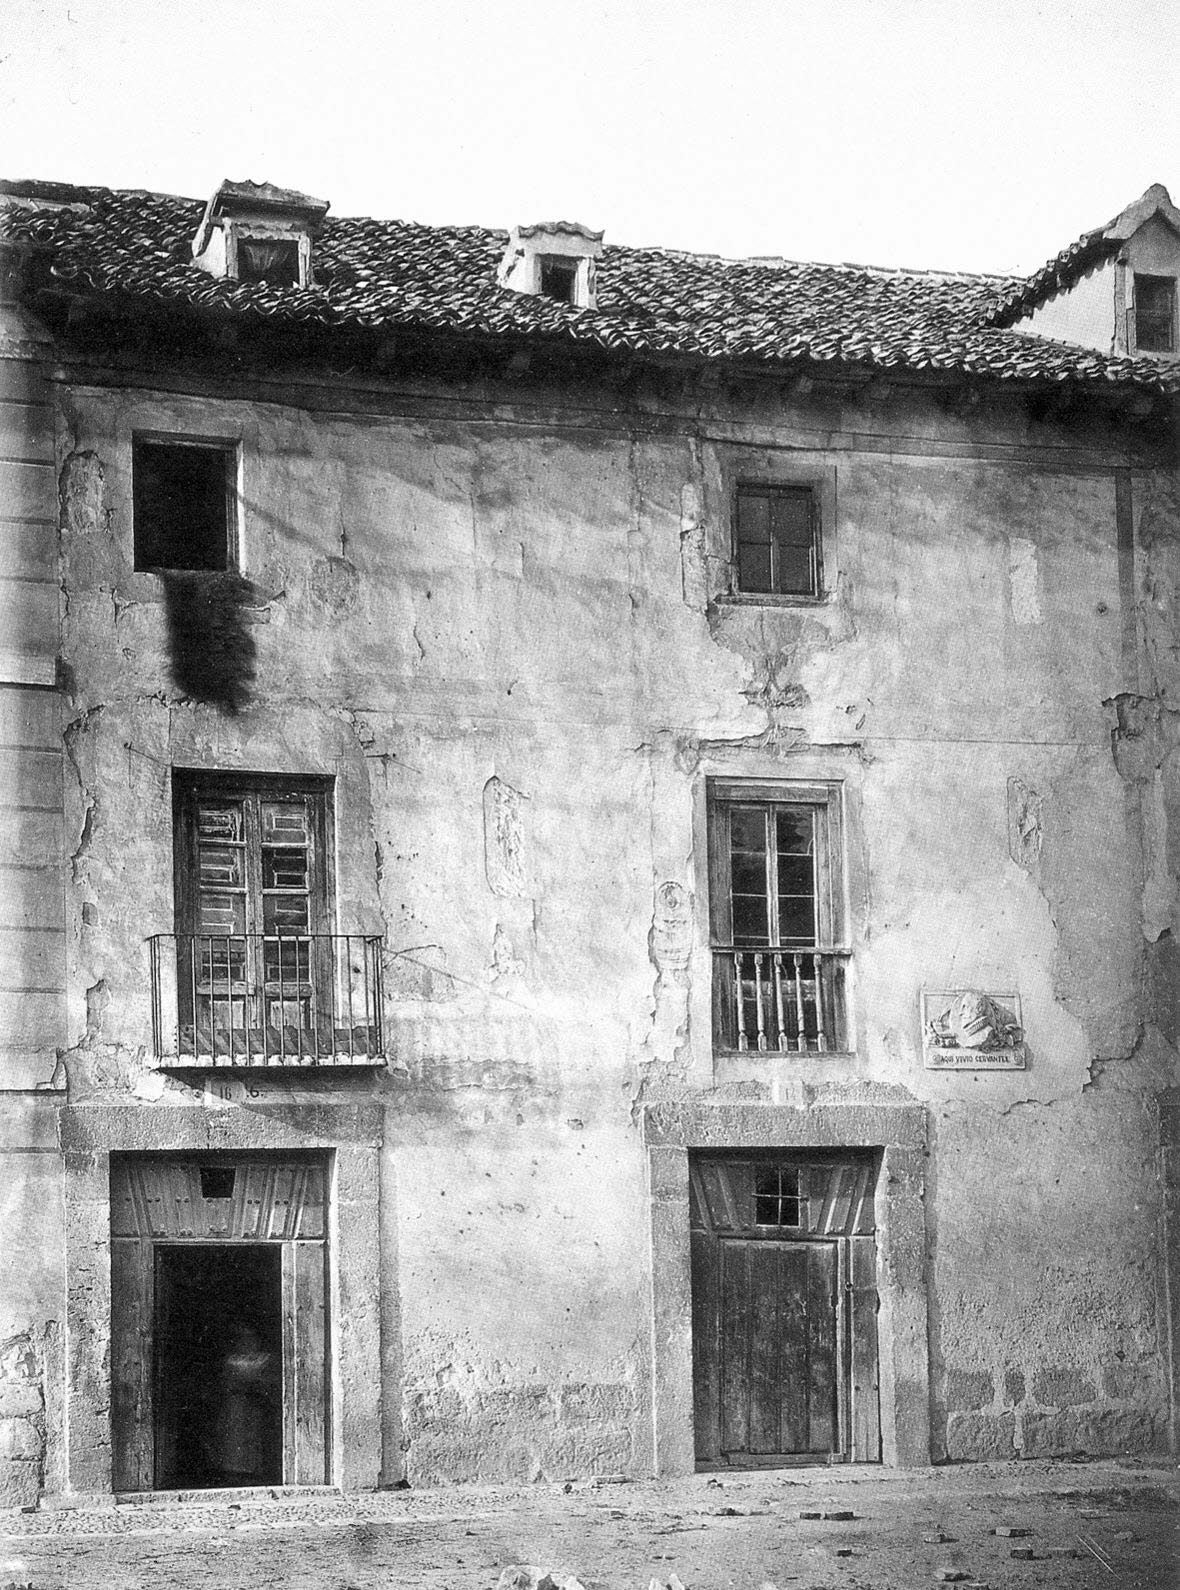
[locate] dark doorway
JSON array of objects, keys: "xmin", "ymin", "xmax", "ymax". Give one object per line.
[
  {"xmin": 690, "ymin": 1151, "xmax": 881, "ymax": 1466},
  {"xmin": 153, "ymin": 1244, "xmax": 283, "ymax": 1489}
]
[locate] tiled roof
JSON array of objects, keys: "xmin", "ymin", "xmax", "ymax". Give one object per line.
[{"xmin": 3, "ymin": 183, "xmax": 1178, "ymax": 394}]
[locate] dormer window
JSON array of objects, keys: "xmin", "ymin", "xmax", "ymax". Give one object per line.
[
  {"xmin": 192, "ymin": 179, "xmax": 329, "ymax": 287},
  {"xmin": 499, "ymin": 221, "xmax": 603, "ymax": 309},
  {"xmin": 237, "ymin": 236, "xmax": 301, "ymax": 287},
  {"xmin": 539, "ymin": 256, "xmax": 579, "ymax": 305},
  {"xmin": 1134, "ymin": 273, "xmax": 1176, "ymax": 353}
]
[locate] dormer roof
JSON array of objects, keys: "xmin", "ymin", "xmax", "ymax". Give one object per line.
[
  {"xmin": 192, "ymin": 178, "xmax": 329, "ymax": 258},
  {"xmin": 989, "ymin": 183, "xmax": 1180, "ymax": 326},
  {"xmin": 513, "ymin": 221, "xmax": 604, "ymax": 245}
]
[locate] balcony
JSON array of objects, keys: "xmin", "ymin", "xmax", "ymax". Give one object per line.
[
  {"xmin": 149, "ymin": 933, "xmax": 384, "ymax": 1067},
  {"xmin": 712, "ymin": 946, "xmax": 851, "ymax": 1054}
]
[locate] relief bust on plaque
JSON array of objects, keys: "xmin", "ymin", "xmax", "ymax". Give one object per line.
[{"xmin": 921, "ymin": 990, "xmax": 1027, "ymax": 1070}]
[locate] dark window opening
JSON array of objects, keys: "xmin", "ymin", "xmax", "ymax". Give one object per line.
[
  {"xmin": 153, "ymin": 1243, "xmax": 282, "ymax": 1489},
  {"xmin": 754, "ymin": 1164, "xmax": 801, "ymax": 1227},
  {"xmin": 199, "ymin": 1167, "xmax": 236, "ymax": 1200},
  {"xmin": 1134, "ymin": 274, "xmax": 1176, "ymax": 353},
  {"xmin": 237, "ymin": 236, "xmax": 301, "ymax": 287},
  {"xmin": 735, "ymin": 484, "xmax": 820, "ymax": 597},
  {"xmin": 539, "ymin": 256, "xmax": 579, "ymax": 305},
  {"xmin": 133, "ymin": 440, "xmax": 234, "ymax": 572}
]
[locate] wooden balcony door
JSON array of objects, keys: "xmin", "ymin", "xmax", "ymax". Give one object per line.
[
  {"xmin": 173, "ymin": 774, "xmax": 333, "ymax": 1051},
  {"xmin": 690, "ymin": 1152, "xmax": 881, "ymax": 1466}
]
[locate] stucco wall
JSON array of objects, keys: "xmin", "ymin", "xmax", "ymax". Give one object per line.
[{"xmin": 19, "ymin": 364, "xmax": 1177, "ymax": 1487}]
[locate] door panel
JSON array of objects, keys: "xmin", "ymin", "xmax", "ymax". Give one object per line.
[
  {"xmin": 778, "ymin": 1244, "xmax": 810, "ymax": 1453},
  {"xmin": 715, "ymin": 1239, "xmax": 837, "ymax": 1458},
  {"xmin": 849, "ymin": 1235, "xmax": 882, "ymax": 1458},
  {"xmin": 111, "ymin": 1238, "xmax": 152, "ymax": 1493},
  {"xmin": 282, "ymin": 1239, "xmax": 328, "ymax": 1484},
  {"xmin": 805, "ymin": 1242, "xmax": 838, "ymax": 1451}
]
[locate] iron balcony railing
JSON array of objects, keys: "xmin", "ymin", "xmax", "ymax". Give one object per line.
[
  {"xmin": 149, "ymin": 933, "xmax": 384, "ymax": 1067},
  {"xmin": 713, "ymin": 946, "xmax": 851, "ymax": 1054}
]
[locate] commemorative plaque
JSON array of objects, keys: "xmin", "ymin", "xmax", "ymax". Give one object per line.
[{"xmin": 921, "ymin": 989, "xmax": 1026, "ymax": 1070}]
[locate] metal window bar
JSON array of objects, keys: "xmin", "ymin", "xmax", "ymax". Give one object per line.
[
  {"xmin": 716, "ymin": 946, "xmax": 849, "ymax": 1054},
  {"xmin": 149, "ymin": 933, "xmax": 385, "ymax": 1066}
]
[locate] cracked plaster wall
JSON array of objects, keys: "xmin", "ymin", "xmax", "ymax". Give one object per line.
[{"xmin": 33, "ymin": 371, "xmax": 1180, "ymax": 1482}]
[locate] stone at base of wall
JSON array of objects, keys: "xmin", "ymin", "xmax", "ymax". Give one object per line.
[
  {"xmin": 946, "ymin": 1411, "xmax": 1016, "ymax": 1460},
  {"xmin": 0, "ymin": 1331, "xmax": 47, "ymax": 1507},
  {"xmin": 945, "ymin": 1405, "xmax": 1170, "ymax": 1462},
  {"xmin": 404, "ymin": 1382, "xmax": 636, "ymax": 1485},
  {"xmin": 1020, "ymin": 1407, "xmax": 1169, "ymax": 1458}
]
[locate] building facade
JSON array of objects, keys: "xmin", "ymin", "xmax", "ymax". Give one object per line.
[{"xmin": 1, "ymin": 177, "xmax": 1179, "ymax": 1502}]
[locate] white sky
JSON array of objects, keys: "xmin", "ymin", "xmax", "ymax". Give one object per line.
[{"xmin": 2, "ymin": 0, "xmax": 1177, "ymax": 276}]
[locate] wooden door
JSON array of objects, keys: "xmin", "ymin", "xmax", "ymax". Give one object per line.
[
  {"xmin": 110, "ymin": 1154, "xmax": 329, "ymax": 1492},
  {"xmin": 690, "ymin": 1152, "xmax": 881, "ymax": 1466}
]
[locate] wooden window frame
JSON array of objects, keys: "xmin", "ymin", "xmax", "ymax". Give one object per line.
[
  {"xmin": 707, "ymin": 779, "xmax": 845, "ymax": 952},
  {"xmin": 173, "ymin": 771, "xmax": 335, "ymax": 944},
  {"xmin": 731, "ymin": 482, "xmax": 824, "ymax": 602},
  {"xmin": 132, "ymin": 432, "xmax": 240, "ymax": 573},
  {"xmin": 1133, "ymin": 273, "xmax": 1177, "ymax": 354},
  {"xmin": 225, "ymin": 221, "xmax": 312, "ymax": 287}
]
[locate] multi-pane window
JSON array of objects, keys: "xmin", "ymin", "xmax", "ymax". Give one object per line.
[
  {"xmin": 709, "ymin": 782, "xmax": 848, "ymax": 1053},
  {"xmin": 734, "ymin": 484, "xmax": 821, "ymax": 598},
  {"xmin": 133, "ymin": 437, "xmax": 236, "ymax": 572},
  {"xmin": 754, "ymin": 1165, "xmax": 801, "ymax": 1227},
  {"xmin": 1134, "ymin": 274, "xmax": 1176, "ymax": 353},
  {"xmin": 172, "ymin": 773, "xmax": 335, "ymax": 1053},
  {"xmin": 727, "ymin": 804, "xmax": 818, "ymax": 947}
]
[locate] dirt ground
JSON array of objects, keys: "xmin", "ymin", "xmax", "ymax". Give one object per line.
[{"xmin": 2, "ymin": 1460, "xmax": 1176, "ymax": 1590}]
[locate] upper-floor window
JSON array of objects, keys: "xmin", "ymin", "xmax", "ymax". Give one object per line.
[
  {"xmin": 1134, "ymin": 273, "xmax": 1176, "ymax": 353},
  {"xmin": 133, "ymin": 437, "xmax": 236, "ymax": 572},
  {"xmin": 734, "ymin": 484, "xmax": 822, "ymax": 599},
  {"xmin": 708, "ymin": 780, "xmax": 849, "ymax": 1053},
  {"xmin": 149, "ymin": 771, "xmax": 384, "ymax": 1067}
]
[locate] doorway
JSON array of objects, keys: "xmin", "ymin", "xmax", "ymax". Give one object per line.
[
  {"xmin": 154, "ymin": 1244, "xmax": 282, "ymax": 1489},
  {"xmin": 690, "ymin": 1150, "xmax": 881, "ymax": 1466},
  {"xmin": 110, "ymin": 1153, "xmax": 329, "ymax": 1492}
]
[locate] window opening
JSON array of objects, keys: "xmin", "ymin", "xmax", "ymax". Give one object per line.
[
  {"xmin": 735, "ymin": 484, "xmax": 820, "ymax": 597},
  {"xmin": 709, "ymin": 783, "xmax": 848, "ymax": 1054},
  {"xmin": 539, "ymin": 256, "xmax": 578, "ymax": 305},
  {"xmin": 133, "ymin": 439, "xmax": 234, "ymax": 572},
  {"xmin": 237, "ymin": 236, "xmax": 301, "ymax": 287},
  {"xmin": 1134, "ymin": 274, "xmax": 1176, "ymax": 353},
  {"xmin": 754, "ymin": 1164, "xmax": 801, "ymax": 1227},
  {"xmin": 199, "ymin": 1166, "xmax": 236, "ymax": 1200}
]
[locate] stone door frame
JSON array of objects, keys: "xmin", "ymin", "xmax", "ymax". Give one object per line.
[
  {"xmin": 60, "ymin": 1100, "xmax": 382, "ymax": 1496},
  {"xmin": 645, "ymin": 1100, "xmax": 930, "ymax": 1471}
]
